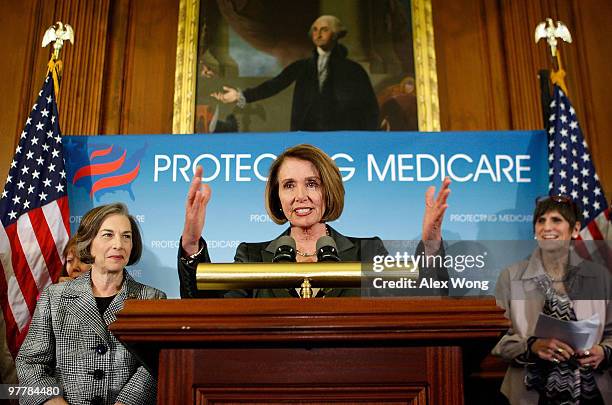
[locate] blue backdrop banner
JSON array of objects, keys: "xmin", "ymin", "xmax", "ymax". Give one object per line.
[{"xmin": 64, "ymin": 131, "xmax": 548, "ymax": 297}]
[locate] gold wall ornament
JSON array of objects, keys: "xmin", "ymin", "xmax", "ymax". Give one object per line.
[
  {"xmin": 173, "ymin": 0, "xmax": 441, "ymax": 133},
  {"xmin": 412, "ymin": 0, "xmax": 441, "ymax": 131},
  {"xmin": 42, "ymin": 21, "xmax": 74, "ymax": 61},
  {"xmin": 535, "ymin": 18, "xmax": 572, "ymax": 59},
  {"xmin": 173, "ymin": 0, "xmax": 199, "ymax": 134}
]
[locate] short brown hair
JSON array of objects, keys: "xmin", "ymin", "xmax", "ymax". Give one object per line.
[
  {"xmin": 265, "ymin": 144, "xmax": 345, "ymax": 225},
  {"xmin": 533, "ymin": 196, "xmax": 583, "ymax": 231},
  {"xmin": 75, "ymin": 203, "xmax": 143, "ymax": 266}
]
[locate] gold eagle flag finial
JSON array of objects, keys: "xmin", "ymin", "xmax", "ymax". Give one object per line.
[
  {"xmin": 534, "ymin": 18, "xmax": 572, "ymax": 58},
  {"xmin": 41, "ymin": 21, "xmax": 74, "ymax": 101},
  {"xmin": 42, "ymin": 21, "xmax": 74, "ymax": 61},
  {"xmin": 535, "ymin": 18, "xmax": 572, "ymax": 95}
]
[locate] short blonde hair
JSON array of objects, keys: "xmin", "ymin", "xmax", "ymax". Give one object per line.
[{"xmin": 265, "ymin": 144, "xmax": 344, "ymax": 225}]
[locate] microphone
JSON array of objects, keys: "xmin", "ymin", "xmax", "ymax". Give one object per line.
[
  {"xmin": 316, "ymin": 236, "xmax": 341, "ymax": 262},
  {"xmin": 272, "ymin": 236, "xmax": 296, "ymax": 262}
]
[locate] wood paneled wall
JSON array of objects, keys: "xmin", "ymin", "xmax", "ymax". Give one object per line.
[
  {"xmin": 0, "ymin": 0, "xmax": 609, "ymax": 400},
  {"xmin": 433, "ymin": 0, "xmax": 612, "ymax": 200},
  {"xmin": 0, "ymin": 0, "xmax": 179, "ymax": 184},
  {"xmin": 1, "ymin": 0, "xmax": 610, "ymax": 200}
]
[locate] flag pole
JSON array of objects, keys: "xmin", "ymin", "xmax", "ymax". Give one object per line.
[
  {"xmin": 537, "ymin": 69, "xmax": 552, "ymax": 128},
  {"xmin": 535, "ymin": 18, "xmax": 611, "ymax": 250},
  {"xmin": 0, "ymin": 21, "xmax": 74, "ymax": 357}
]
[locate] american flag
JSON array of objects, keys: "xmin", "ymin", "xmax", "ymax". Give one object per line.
[
  {"xmin": 547, "ymin": 84, "xmax": 610, "ymax": 251},
  {"xmin": 0, "ymin": 73, "xmax": 70, "ymax": 356}
]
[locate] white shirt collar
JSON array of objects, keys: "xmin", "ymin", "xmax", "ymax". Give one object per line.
[{"xmin": 316, "ymin": 47, "xmax": 331, "ymax": 57}]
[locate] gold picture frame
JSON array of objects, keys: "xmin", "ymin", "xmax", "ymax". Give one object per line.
[{"xmin": 173, "ymin": 0, "xmax": 440, "ymax": 133}]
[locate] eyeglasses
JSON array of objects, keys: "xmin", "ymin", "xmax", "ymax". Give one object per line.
[
  {"xmin": 535, "ymin": 195, "xmax": 579, "ymax": 215},
  {"xmin": 535, "ymin": 195, "xmax": 573, "ymax": 205}
]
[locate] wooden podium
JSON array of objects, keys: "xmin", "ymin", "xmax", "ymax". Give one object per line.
[{"xmin": 110, "ymin": 297, "xmax": 508, "ymax": 404}]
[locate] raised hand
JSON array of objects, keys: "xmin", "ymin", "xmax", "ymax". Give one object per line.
[
  {"xmin": 181, "ymin": 165, "xmax": 212, "ymax": 256},
  {"xmin": 421, "ymin": 177, "xmax": 451, "ymax": 253},
  {"xmin": 210, "ymin": 86, "xmax": 239, "ymax": 104},
  {"xmin": 200, "ymin": 64, "xmax": 215, "ymax": 78}
]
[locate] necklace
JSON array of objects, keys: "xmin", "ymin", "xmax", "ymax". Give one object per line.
[
  {"xmin": 295, "ymin": 225, "xmax": 330, "ymax": 257},
  {"xmin": 296, "ymin": 250, "xmax": 317, "ymax": 257}
]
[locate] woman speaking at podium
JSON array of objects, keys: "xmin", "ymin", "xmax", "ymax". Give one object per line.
[{"xmin": 177, "ymin": 144, "xmax": 450, "ymax": 298}]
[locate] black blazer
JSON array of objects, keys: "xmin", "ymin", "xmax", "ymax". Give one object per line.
[
  {"xmin": 178, "ymin": 226, "xmax": 449, "ymax": 298},
  {"xmin": 177, "ymin": 226, "xmax": 387, "ymax": 298},
  {"xmin": 242, "ymin": 44, "xmax": 379, "ymax": 131}
]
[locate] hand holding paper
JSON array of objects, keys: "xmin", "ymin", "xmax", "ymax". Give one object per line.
[{"xmin": 534, "ymin": 313, "xmax": 601, "ymax": 351}]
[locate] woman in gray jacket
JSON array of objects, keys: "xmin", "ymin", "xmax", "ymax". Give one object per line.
[
  {"xmin": 493, "ymin": 196, "xmax": 612, "ymax": 404},
  {"xmin": 16, "ymin": 203, "xmax": 166, "ymax": 405}
]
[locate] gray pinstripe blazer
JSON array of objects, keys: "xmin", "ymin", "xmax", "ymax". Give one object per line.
[{"xmin": 16, "ymin": 270, "xmax": 166, "ymax": 405}]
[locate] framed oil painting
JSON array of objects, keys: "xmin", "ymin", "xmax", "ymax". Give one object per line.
[{"xmin": 173, "ymin": 0, "xmax": 440, "ymax": 133}]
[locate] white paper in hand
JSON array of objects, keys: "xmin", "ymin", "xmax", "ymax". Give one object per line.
[{"xmin": 534, "ymin": 313, "xmax": 600, "ymax": 350}]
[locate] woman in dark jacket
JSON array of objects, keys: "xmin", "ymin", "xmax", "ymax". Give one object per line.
[{"xmin": 178, "ymin": 144, "xmax": 450, "ymax": 298}]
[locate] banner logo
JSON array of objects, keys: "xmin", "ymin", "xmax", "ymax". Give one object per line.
[{"xmin": 67, "ymin": 142, "xmax": 146, "ymax": 200}]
